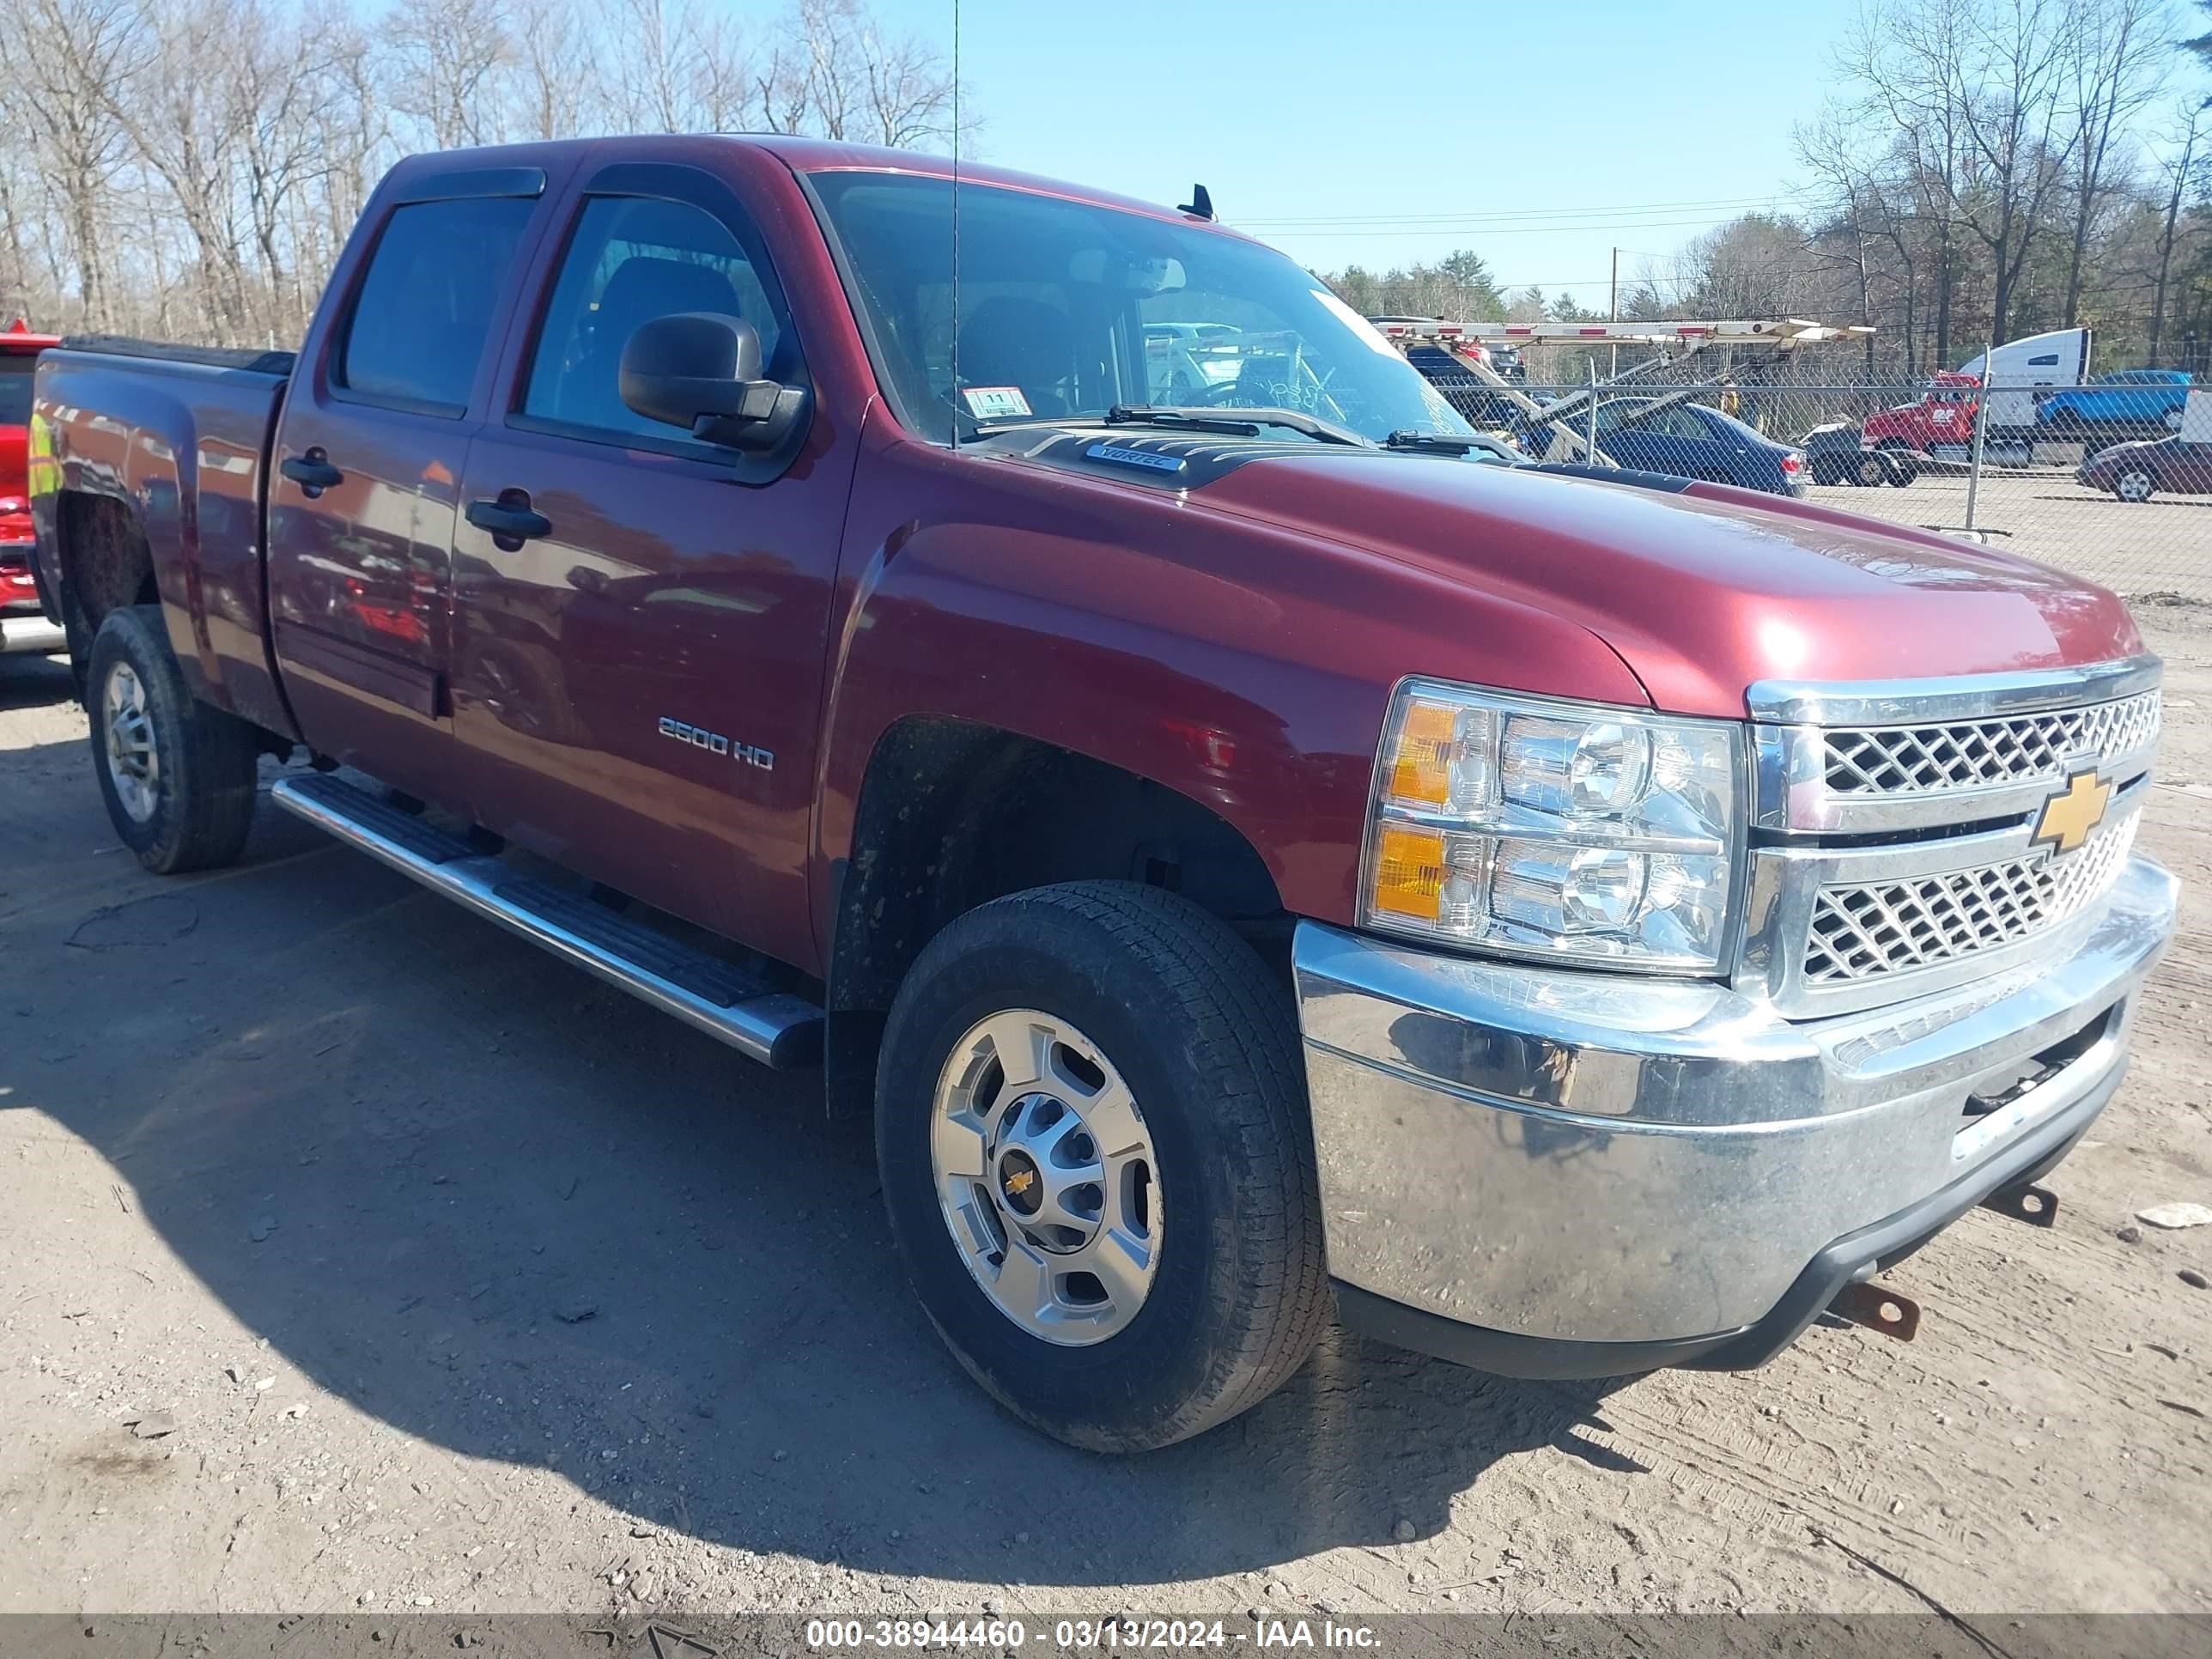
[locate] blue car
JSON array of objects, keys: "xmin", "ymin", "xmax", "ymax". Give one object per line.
[
  {"xmin": 2037, "ymin": 369, "xmax": 2192, "ymax": 436},
  {"xmin": 1579, "ymin": 398, "xmax": 1808, "ymax": 495}
]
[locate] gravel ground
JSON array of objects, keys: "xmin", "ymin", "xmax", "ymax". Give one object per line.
[{"xmin": 1, "ymin": 612, "xmax": 2208, "ymax": 1624}]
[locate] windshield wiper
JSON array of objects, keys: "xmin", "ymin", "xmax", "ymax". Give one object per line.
[
  {"xmin": 1383, "ymin": 428, "xmax": 1495, "ymax": 455},
  {"xmin": 1103, "ymin": 404, "xmax": 1370, "ymax": 447}
]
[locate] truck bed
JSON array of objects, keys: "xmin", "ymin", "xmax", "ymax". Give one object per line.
[
  {"xmin": 58, "ymin": 334, "xmax": 297, "ymax": 378},
  {"xmin": 32, "ymin": 339, "xmax": 297, "ymax": 738}
]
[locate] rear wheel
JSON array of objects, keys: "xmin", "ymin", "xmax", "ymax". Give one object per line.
[
  {"xmin": 87, "ymin": 605, "xmax": 259, "ymax": 873},
  {"xmin": 1875, "ymin": 442, "xmax": 1920, "ymax": 486},
  {"xmin": 876, "ymin": 881, "xmax": 1328, "ymax": 1452},
  {"xmin": 2114, "ymin": 468, "xmax": 2155, "ymax": 503},
  {"xmin": 1853, "ymin": 451, "xmax": 1890, "ymax": 488}
]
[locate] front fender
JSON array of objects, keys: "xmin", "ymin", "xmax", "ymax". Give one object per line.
[{"xmin": 813, "ymin": 426, "xmax": 1650, "ymax": 955}]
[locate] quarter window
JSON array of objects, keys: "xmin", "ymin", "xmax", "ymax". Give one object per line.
[
  {"xmin": 523, "ymin": 195, "xmax": 783, "ymax": 444},
  {"xmin": 337, "ymin": 198, "xmax": 537, "ymax": 415}
]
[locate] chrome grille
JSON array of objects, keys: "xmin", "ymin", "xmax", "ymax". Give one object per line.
[
  {"xmin": 1823, "ymin": 690, "xmax": 2160, "ymax": 798},
  {"xmin": 1802, "ymin": 807, "xmax": 2139, "ymax": 987}
]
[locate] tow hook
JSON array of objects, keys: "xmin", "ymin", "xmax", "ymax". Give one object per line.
[
  {"xmin": 1829, "ymin": 1281, "xmax": 1921, "ymax": 1343},
  {"xmin": 1979, "ymin": 1182, "xmax": 2059, "ymax": 1229}
]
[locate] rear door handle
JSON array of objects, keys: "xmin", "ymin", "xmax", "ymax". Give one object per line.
[
  {"xmin": 466, "ymin": 496, "xmax": 553, "ymax": 543},
  {"xmin": 280, "ymin": 452, "xmax": 343, "ymax": 495}
]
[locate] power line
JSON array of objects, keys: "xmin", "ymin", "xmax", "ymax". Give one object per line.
[
  {"xmin": 1229, "ymin": 193, "xmax": 1792, "ymax": 228},
  {"xmin": 1248, "ymin": 214, "xmax": 1790, "ymax": 240}
]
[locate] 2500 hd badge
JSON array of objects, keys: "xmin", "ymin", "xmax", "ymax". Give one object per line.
[{"xmin": 658, "ymin": 715, "xmax": 775, "ymax": 771}]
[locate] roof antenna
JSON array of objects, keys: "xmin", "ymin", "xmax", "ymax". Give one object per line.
[{"xmin": 1177, "ymin": 184, "xmax": 1214, "ymax": 222}]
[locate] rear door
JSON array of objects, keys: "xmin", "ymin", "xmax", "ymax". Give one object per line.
[
  {"xmin": 444, "ymin": 159, "xmax": 842, "ymax": 965},
  {"xmin": 267, "ymin": 168, "xmax": 557, "ymax": 805}
]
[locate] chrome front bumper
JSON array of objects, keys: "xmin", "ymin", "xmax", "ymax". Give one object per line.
[{"xmin": 1294, "ymin": 854, "xmax": 2179, "ymax": 1371}]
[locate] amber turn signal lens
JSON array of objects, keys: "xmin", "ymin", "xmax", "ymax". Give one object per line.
[
  {"xmin": 1388, "ymin": 700, "xmax": 1457, "ymax": 805},
  {"xmin": 1371, "ymin": 825, "xmax": 1446, "ymax": 921}
]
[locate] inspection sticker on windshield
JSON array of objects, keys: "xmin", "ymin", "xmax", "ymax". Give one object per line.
[{"xmin": 963, "ymin": 386, "xmax": 1030, "ymax": 418}]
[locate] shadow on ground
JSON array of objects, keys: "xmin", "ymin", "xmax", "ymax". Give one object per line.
[
  {"xmin": 0, "ymin": 653, "xmax": 75, "ymax": 713},
  {"xmin": 1, "ymin": 744, "xmax": 1634, "ymax": 1588}
]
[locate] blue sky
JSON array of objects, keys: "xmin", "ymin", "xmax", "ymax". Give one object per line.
[{"xmin": 900, "ymin": 0, "xmax": 1852, "ymax": 307}]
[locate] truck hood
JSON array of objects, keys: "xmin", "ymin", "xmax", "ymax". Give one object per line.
[{"xmin": 1195, "ymin": 451, "xmax": 2141, "ymax": 719}]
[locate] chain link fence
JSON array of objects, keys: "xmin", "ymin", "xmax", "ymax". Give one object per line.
[{"xmin": 1411, "ymin": 344, "xmax": 2212, "ymax": 613}]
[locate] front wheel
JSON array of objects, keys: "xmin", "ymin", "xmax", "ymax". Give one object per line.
[
  {"xmin": 2114, "ymin": 468, "xmax": 2155, "ymax": 503},
  {"xmin": 87, "ymin": 605, "xmax": 260, "ymax": 873},
  {"xmin": 877, "ymin": 881, "xmax": 1329, "ymax": 1452}
]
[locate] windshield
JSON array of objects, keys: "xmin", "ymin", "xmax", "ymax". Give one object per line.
[{"xmin": 809, "ymin": 172, "xmax": 1473, "ymax": 446}]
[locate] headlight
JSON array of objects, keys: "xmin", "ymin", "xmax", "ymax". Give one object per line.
[{"xmin": 1363, "ymin": 679, "xmax": 1743, "ymax": 970}]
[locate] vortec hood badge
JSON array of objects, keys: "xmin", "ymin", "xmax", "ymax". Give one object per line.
[
  {"xmin": 1085, "ymin": 441, "xmax": 1187, "ymax": 474},
  {"xmin": 2032, "ymin": 769, "xmax": 2112, "ymax": 854}
]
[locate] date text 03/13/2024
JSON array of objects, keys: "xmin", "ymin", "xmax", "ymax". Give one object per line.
[{"xmin": 803, "ymin": 1619, "xmax": 1383, "ymax": 1650}]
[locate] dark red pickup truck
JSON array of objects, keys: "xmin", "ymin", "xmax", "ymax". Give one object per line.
[{"xmin": 27, "ymin": 136, "xmax": 2176, "ymax": 1451}]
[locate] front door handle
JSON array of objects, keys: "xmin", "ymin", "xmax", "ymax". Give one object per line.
[
  {"xmin": 280, "ymin": 451, "xmax": 343, "ymax": 496},
  {"xmin": 466, "ymin": 495, "xmax": 552, "ymax": 544}
]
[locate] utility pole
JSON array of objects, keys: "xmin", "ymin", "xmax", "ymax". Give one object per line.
[{"xmin": 1609, "ymin": 247, "xmax": 1621, "ymax": 378}]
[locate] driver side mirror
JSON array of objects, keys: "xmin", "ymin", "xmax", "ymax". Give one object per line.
[{"xmin": 618, "ymin": 312, "xmax": 806, "ymax": 453}]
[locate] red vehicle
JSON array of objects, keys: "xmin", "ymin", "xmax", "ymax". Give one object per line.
[
  {"xmin": 1, "ymin": 318, "xmax": 64, "ymax": 656},
  {"xmin": 27, "ymin": 137, "xmax": 2175, "ymax": 1452},
  {"xmin": 1858, "ymin": 369, "xmax": 1979, "ymax": 471}
]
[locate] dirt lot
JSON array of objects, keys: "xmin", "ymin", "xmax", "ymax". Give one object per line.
[
  {"xmin": 1805, "ymin": 470, "xmax": 2212, "ymax": 605},
  {"xmin": 1, "ymin": 607, "xmax": 2209, "ymax": 1626}
]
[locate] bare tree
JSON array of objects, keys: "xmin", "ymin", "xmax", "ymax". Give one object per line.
[
  {"xmin": 14, "ymin": 0, "xmax": 144, "ymax": 329},
  {"xmin": 509, "ymin": 0, "xmax": 599, "ymax": 139},
  {"xmin": 384, "ymin": 0, "xmax": 515, "ymax": 151},
  {"xmin": 0, "ymin": 0, "xmax": 994, "ymax": 344},
  {"xmin": 2057, "ymin": 0, "xmax": 2170, "ymax": 327}
]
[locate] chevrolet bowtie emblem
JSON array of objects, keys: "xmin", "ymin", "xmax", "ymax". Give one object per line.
[
  {"xmin": 1005, "ymin": 1169, "xmax": 1036, "ymax": 1196},
  {"xmin": 2032, "ymin": 769, "xmax": 2112, "ymax": 855}
]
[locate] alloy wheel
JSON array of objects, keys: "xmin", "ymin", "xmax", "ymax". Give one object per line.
[
  {"xmin": 103, "ymin": 660, "xmax": 161, "ymax": 823},
  {"xmin": 929, "ymin": 1008, "xmax": 1159, "ymax": 1346}
]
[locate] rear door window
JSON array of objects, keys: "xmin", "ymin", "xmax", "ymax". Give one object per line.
[{"xmin": 336, "ymin": 198, "xmax": 538, "ymax": 416}]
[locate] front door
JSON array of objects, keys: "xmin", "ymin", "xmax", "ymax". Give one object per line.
[
  {"xmin": 447, "ymin": 166, "xmax": 842, "ymax": 966},
  {"xmin": 268, "ymin": 177, "xmax": 551, "ymax": 806}
]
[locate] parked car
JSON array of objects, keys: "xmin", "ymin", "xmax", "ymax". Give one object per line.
[
  {"xmin": 1801, "ymin": 420, "xmax": 1908, "ymax": 487},
  {"xmin": 1583, "ymin": 397, "xmax": 1807, "ymax": 495},
  {"xmin": 2075, "ymin": 435, "xmax": 2212, "ymax": 501},
  {"xmin": 1370, "ymin": 316, "xmax": 1523, "ymax": 380},
  {"xmin": 1, "ymin": 318, "xmax": 65, "ymax": 656},
  {"xmin": 29, "ymin": 134, "xmax": 2175, "ymax": 1453},
  {"xmin": 2039, "ymin": 368, "xmax": 2192, "ymax": 437}
]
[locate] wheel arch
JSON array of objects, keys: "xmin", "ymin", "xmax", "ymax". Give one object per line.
[{"xmin": 828, "ymin": 714, "xmax": 1287, "ymax": 1020}]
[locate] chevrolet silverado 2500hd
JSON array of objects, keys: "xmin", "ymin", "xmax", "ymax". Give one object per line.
[{"xmin": 28, "ymin": 137, "xmax": 2177, "ymax": 1452}]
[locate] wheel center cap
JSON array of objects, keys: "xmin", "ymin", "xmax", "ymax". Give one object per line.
[
  {"xmin": 996, "ymin": 1147, "xmax": 1043, "ymax": 1216},
  {"xmin": 995, "ymin": 1150, "xmax": 1043, "ymax": 1212}
]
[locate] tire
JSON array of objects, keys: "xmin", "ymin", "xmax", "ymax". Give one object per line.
[
  {"xmin": 86, "ymin": 605, "xmax": 259, "ymax": 873},
  {"xmin": 876, "ymin": 880, "xmax": 1329, "ymax": 1453},
  {"xmin": 2114, "ymin": 468, "xmax": 2154, "ymax": 503},
  {"xmin": 1853, "ymin": 452, "xmax": 1889, "ymax": 488},
  {"xmin": 1876, "ymin": 445, "xmax": 1920, "ymax": 486}
]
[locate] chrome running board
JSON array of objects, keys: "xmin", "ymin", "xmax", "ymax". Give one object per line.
[{"xmin": 272, "ymin": 773, "xmax": 823, "ymax": 1068}]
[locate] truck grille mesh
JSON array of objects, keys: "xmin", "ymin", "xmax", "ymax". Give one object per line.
[
  {"xmin": 1802, "ymin": 809, "xmax": 2138, "ymax": 986},
  {"xmin": 1823, "ymin": 690, "xmax": 2160, "ymax": 797}
]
